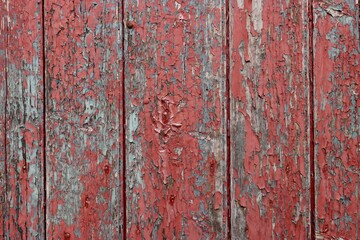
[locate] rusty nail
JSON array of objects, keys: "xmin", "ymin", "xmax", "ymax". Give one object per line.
[
  {"xmin": 169, "ymin": 195, "xmax": 176, "ymax": 205},
  {"xmin": 126, "ymin": 21, "xmax": 135, "ymax": 29},
  {"xmin": 64, "ymin": 232, "xmax": 71, "ymax": 239},
  {"xmin": 104, "ymin": 164, "xmax": 110, "ymax": 174},
  {"xmin": 85, "ymin": 197, "xmax": 90, "ymax": 208}
]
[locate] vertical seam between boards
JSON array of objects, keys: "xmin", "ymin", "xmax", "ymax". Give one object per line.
[
  {"xmin": 41, "ymin": 0, "xmax": 47, "ymax": 238},
  {"xmin": 4, "ymin": 1, "xmax": 9, "ymax": 237},
  {"xmin": 308, "ymin": 0, "xmax": 315, "ymax": 239},
  {"xmin": 225, "ymin": 0, "xmax": 231, "ymax": 238},
  {"xmin": 120, "ymin": 0, "xmax": 127, "ymax": 238}
]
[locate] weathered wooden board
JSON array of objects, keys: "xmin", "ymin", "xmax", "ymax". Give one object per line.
[
  {"xmin": 44, "ymin": 0, "xmax": 123, "ymax": 238},
  {"xmin": 124, "ymin": 0, "xmax": 228, "ymax": 238},
  {"xmin": 0, "ymin": 1, "xmax": 7, "ymax": 237},
  {"xmin": 1, "ymin": 0, "xmax": 359, "ymax": 239},
  {"xmin": 313, "ymin": 1, "xmax": 360, "ymax": 239},
  {"xmin": 2, "ymin": 1, "xmax": 45, "ymax": 239},
  {"xmin": 229, "ymin": 0, "xmax": 311, "ymax": 238}
]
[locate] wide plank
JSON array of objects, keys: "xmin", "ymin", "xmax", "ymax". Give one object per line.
[
  {"xmin": 124, "ymin": 0, "xmax": 228, "ymax": 238},
  {"xmin": 313, "ymin": 1, "xmax": 360, "ymax": 238},
  {"xmin": 45, "ymin": 1, "xmax": 123, "ymax": 238},
  {"xmin": 230, "ymin": 0, "xmax": 311, "ymax": 238},
  {"xmin": 3, "ymin": 1, "xmax": 45, "ymax": 239}
]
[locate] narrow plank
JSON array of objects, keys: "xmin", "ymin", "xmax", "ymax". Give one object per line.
[
  {"xmin": 313, "ymin": 1, "xmax": 360, "ymax": 238},
  {"xmin": 4, "ymin": 1, "xmax": 45, "ymax": 239},
  {"xmin": 45, "ymin": 0, "xmax": 123, "ymax": 238},
  {"xmin": 124, "ymin": 0, "xmax": 228, "ymax": 238},
  {"xmin": 0, "ymin": 0, "xmax": 7, "ymax": 237},
  {"xmin": 230, "ymin": 0, "xmax": 311, "ymax": 238}
]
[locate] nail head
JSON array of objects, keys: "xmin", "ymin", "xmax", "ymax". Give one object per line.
[{"xmin": 126, "ymin": 21, "xmax": 135, "ymax": 29}]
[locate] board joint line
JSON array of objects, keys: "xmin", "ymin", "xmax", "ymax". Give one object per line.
[
  {"xmin": 41, "ymin": 0, "xmax": 47, "ymax": 239},
  {"xmin": 225, "ymin": 0, "xmax": 231, "ymax": 238},
  {"xmin": 120, "ymin": 0, "xmax": 127, "ymax": 239},
  {"xmin": 308, "ymin": 0, "xmax": 316, "ymax": 239}
]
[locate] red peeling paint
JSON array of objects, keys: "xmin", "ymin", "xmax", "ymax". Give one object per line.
[
  {"xmin": 124, "ymin": 0, "xmax": 228, "ymax": 238},
  {"xmin": 45, "ymin": 0, "xmax": 123, "ymax": 238},
  {"xmin": 1, "ymin": 1, "xmax": 45, "ymax": 239},
  {"xmin": 230, "ymin": 0, "xmax": 311, "ymax": 239},
  {"xmin": 314, "ymin": 1, "xmax": 360, "ymax": 239},
  {"xmin": 1, "ymin": 0, "xmax": 359, "ymax": 239}
]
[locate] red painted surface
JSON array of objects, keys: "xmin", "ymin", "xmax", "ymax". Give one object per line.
[
  {"xmin": 313, "ymin": 1, "xmax": 360, "ymax": 239},
  {"xmin": 44, "ymin": 0, "xmax": 123, "ymax": 239},
  {"xmin": 124, "ymin": 0, "xmax": 228, "ymax": 238},
  {"xmin": 1, "ymin": 1, "xmax": 45, "ymax": 239},
  {"xmin": 230, "ymin": 0, "xmax": 311, "ymax": 238},
  {"xmin": 0, "ymin": 0, "xmax": 359, "ymax": 239}
]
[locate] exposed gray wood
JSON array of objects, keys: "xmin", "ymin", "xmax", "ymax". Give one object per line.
[
  {"xmin": 124, "ymin": 0, "xmax": 228, "ymax": 238},
  {"xmin": 313, "ymin": 1, "xmax": 360, "ymax": 238},
  {"xmin": 4, "ymin": 1, "xmax": 45, "ymax": 239},
  {"xmin": 45, "ymin": 1, "xmax": 123, "ymax": 238},
  {"xmin": 0, "ymin": 1, "xmax": 7, "ymax": 237},
  {"xmin": 229, "ymin": 0, "xmax": 311, "ymax": 238}
]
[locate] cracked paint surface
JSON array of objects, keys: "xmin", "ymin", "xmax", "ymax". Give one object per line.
[
  {"xmin": 230, "ymin": 0, "xmax": 311, "ymax": 238},
  {"xmin": 45, "ymin": 0, "xmax": 123, "ymax": 238},
  {"xmin": 313, "ymin": 1, "xmax": 360, "ymax": 239},
  {"xmin": 124, "ymin": 0, "xmax": 228, "ymax": 238},
  {"xmin": 0, "ymin": 0, "xmax": 359, "ymax": 239},
  {"xmin": 1, "ymin": 1, "xmax": 45, "ymax": 239}
]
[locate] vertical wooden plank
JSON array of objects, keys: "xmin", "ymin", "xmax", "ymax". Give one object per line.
[
  {"xmin": 0, "ymin": 0, "xmax": 7, "ymax": 237},
  {"xmin": 4, "ymin": 0, "xmax": 45, "ymax": 239},
  {"xmin": 313, "ymin": 1, "xmax": 360, "ymax": 238},
  {"xmin": 230, "ymin": 0, "xmax": 311, "ymax": 238},
  {"xmin": 45, "ymin": 0, "xmax": 123, "ymax": 238},
  {"xmin": 124, "ymin": 0, "xmax": 228, "ymax": 238}
]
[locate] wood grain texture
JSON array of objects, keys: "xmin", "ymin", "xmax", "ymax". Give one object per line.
[
  {"xmin": 313, "ymin": 1, "xmax": 360, "ymax": 239},
  {"xmin": 45, "ymin": 0, "xmax": 123, "ymax": 238},
  {"xmin": 3, "ymin": 1, "xmax": 45, "ymax": 239},
  {"xmin": 124, "ymin": 0, "xmax": 228, "ymax": 238},
  {"xmin": 1, "ymin": 0, "xmax": 359, "ymax": 239},
  {"xmin": 229, "ymin": 0, "xmax": 311, "ymax": 238},
  {"xmin": 0, "ymin": 0, "xmax": 7, "ymax": 237}
]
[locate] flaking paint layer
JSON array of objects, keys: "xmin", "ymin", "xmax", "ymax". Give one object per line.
[
  {"xmin": 124, "ymin": 0, "xmax": 228, "ymax": 238},
  {"xmin": 230, "ymin": 0, "xmax": 311, "ymax": 238},
  {"xmin": 45, "ymin": 1, "xmax": 123, "ymax": 238},
  {"xmin": 2, "ymin": 1, "xmax": 45, "ymax": 239},
  {"xmin": 314, "ymin": 1, "xmax": 360, "ymax": 239}
]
